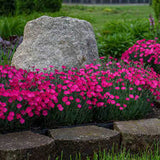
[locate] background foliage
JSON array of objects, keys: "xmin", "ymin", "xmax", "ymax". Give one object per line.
[
  {"xmin": 152, "ymin": 0, "xmax": 160, "ymax": 20},
  {"xmin": 0, "ymin": 0, "xmax": 62, "ymax": 15},
  {"xmin": 0, "ymin": 0, "xmax": 15, "ymax": 15},
  {"xmin": 34, "ymin": 0, "xmax": 62, "ymax": 13},
  {"xmin": 16, "ymin": 0, "xmax": 35, "ymax": 14}
]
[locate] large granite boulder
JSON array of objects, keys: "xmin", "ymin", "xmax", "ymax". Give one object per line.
[
  {"xmin": 114, "ymin": 118, "xmax": 160, "ymax": 153},
  {"xmin": 11, "ymin": 16, "xmax": 99, "ymax": 71},
  {"xmin": 48, "ymin": 125, "xmax": 120, "ymax": 160}
]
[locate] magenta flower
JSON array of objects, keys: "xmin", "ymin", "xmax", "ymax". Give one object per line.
[
  {"xmin": 111, "ymin": 100, "xmax": 116, "ymax": 104},
  {"xmin": 7, "ymin": 112, "xmax": 15, "ymax": 121},
  {"xmin": 115, "ymin": 95, "xmax": 119, "ymax": 99},
  {"xmin": 135, "ymin": 95, "xmax": 139, "ymax": 100},
  {"xmin": 135, "ymin": 80, "xmax": 140, "ymax": 86},
  {"xmin": 123, "ymin": 104, "xmax": 127, "ymax": 108},
  {"xmin": 16, "ymin": 113, "xmax": 21, "ymax": 119},
  {"xmin": 20, "ymin": 118, "xmax": 25, "ymax": 124},
  {"xmin": 77, "ymin": 104, "xmax": 82, "ymax": 108},
  {"xmin": 129, "ymin": 94, "xmax": 134, "ymax": 99},
  {"xmin": 62, "ymin": 65, "xmax": 66, "ymax": 69},
  {"xmin": 42, "ymin": 110, "xmax": 48, "ymax": 116},
  {"xmin": 76, "ymin": 98, "xmax": 81, "ymax": 103},
  {"xmin": 49, "ymin": 65, "xmax": 54, "ymax": 68},
  {"xmin": 62, "ymin": 96, "xmax": 68, "ymax": 102},
  {"xmin": 110, "ymin": 95, "xmax": 114, "ymax": 99},
  {"xmin": 17, "ymin": 104, "xmax": 22, "ymax": 109},
  {"xmin": 69, "ymin": 96, "xmax": 74, "ymax": 100},
  {"xmin": 116, "ymin": 103, "xmax": 120, "ymax": 107},
  {"xmin": 119, "ymin": 107, "xmax": 123, "ymax": 110},
  {"xmin": 65, "ymin": 101, "xmax": 71, "ymax": 106},
  {"xmin": 100, "ymin": 56, "xmax": 105, "ymax": 59},
  {"xmin": 121, "ymin": 87, "xmax": 125, "ymax": 90},
  {"xmin": 57, "ymin": 104, "xmax": 64, "ymax": 111},
  {"xmin": 115, "ymin": 87, "xmax": 120, "ymax": 90},
  {"xmin": 97, "ymin": 102, "xmax": 104, "ymax": 107}
]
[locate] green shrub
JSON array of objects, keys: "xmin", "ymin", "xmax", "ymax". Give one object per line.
[
  {"xmin": 97, "ymin": 19, "xmax": 153, "ymax": 58},
  {"xmin": 0, "ymin": 18, "xmax": 24, "ymax": 39},
  {"xmin": 152, "ymin": 0, "xmax": 160, "ymax": 20},
  {"xmin": 0, "ymin": 0, "xmax": 16, "ymax": 16},
  {"xmin": 16, "ymin": 0, "xmax": 35, "ymax": 14},
  {"xmin": 97, "ymin": 32, "xmax": 134, "ymax": 58},
  {"xmin": 34, "ymin": 0, "xmax": 62, "ymax": 12}
]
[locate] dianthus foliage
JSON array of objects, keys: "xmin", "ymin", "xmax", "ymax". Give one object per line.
[{"xmin": 0, "ymin": 0, "xmax": 16, "ymax": 15}]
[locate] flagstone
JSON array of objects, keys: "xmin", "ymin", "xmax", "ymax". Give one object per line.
[
  {"xmin": 0, "ymin": 131, "xmax": 55, "ymax": 160},
  {"xmin": 114, "ymin": 118, "xmax": 160, "ymax": 152},
  {"xmin": 48, "ymin": 125, "xmax": 120, "ymax": 159}
]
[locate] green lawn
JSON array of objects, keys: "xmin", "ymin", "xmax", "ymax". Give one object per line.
[
  {"xmin": 0, "ymin": 4, "xmax": 154, "ymax": 37},
  {"xmin": 60, "ymin": 5, "xmax": 154, "ymax": 32}
]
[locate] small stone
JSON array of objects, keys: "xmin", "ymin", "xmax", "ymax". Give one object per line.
[
  {"xmin": 0, "ymin": 131, "xmax": 55, "ymax": 160},
  {"xmin": 48, "ymin": 125, "xmax": 120, "ymax": 159},
  {"xmin": 114, "ymin": 118, "xmax": 160, "ymax": 152}
]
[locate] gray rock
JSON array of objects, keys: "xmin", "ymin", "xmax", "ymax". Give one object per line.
[
  {"xmin": 48, "ymin": 125, "xmax": 120, "ymax": 160},
  {"xmin": 114, "ymin": 118, "xmax": 160, "ymax": 152},
  {"xmin": 11, "ymin": 16, "xmax": 99, "ymax": 71},
  {"xmin": 0, "ymin": 131, "xmax": 55, "ymax": 160}
]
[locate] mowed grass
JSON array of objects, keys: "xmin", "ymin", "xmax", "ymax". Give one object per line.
[
  {"xmin": 0, "ymin": 4, "xmax": 154, "ymax": 37},
  {"xmin": 60, "ymin": 5, "xmax": 154, "ymax": 32}
]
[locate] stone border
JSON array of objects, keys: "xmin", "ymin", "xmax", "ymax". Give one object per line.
[
  {"xmin": 114, "ymin": 118, "xmax": 160, "ymax": 153},
  {"xmin": 48, "ymin": 125, "xmax": 120, "ymax": 159},
  {"xmin": 0, "ymin": 131, "xmax": 55, "ymax": 160},
  {"xmin": 0, "ymin": 118, "xmax": 159, "ymax": 160}
]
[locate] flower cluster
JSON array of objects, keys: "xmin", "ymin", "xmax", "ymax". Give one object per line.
[
  {"xmin": 0, "ymin": 57, "xmax": 159, "ymax": 127},
  {"xmin": 121, "ymin": 39, "xmax": 160, "ymax": 74}
]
